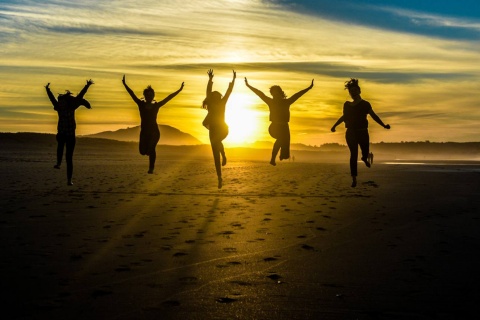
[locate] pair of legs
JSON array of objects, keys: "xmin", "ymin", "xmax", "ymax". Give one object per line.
[
  {"xmin": 55, "ymin": 133, "xmax": 76, "ymax": 185},
  {"xmin": 209, "ymin": 125, "xmax": 228, "ymax": 188},
  {"xmin": 269, "ymin": 122, "xmax": 290, "ymax": 166},
  {"xmin": 346, "ymin": 128, "xmax": 370, "ymax": 187},
  {"xmin": 139, "ymin": 129, "xmax": 160, "ymax": 174}
]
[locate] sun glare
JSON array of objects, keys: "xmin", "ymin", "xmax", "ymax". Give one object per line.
[{"xmin": 225, "ymin": 93, "xmax": 261, "ymax": 145}]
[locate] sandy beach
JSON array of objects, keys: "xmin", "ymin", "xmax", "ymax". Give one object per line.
[{"xmin": 1, "ymin": 144, "xmax": 479, "ymax": 319}]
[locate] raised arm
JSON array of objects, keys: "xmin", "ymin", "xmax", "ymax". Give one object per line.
[
  {"xmin": 122, "ymin": 75, "xmax": 141, "ymax": 104},
  {"xmin": 157, "ymin": 82, "xmax": 184, "ymax": 106},
  {"xmin": 287, "ymin": 79, "xmax": 314, "ymax": 105},
  {"xmin": 45, "ymin": 83, "xmax": 59, "ymax": 110},
  {"xmin": 206, "ymin": 69, "xmax": 214, "ymax": 98},
  {"xmin": 244, "ymin": 77, "xmax": 269, "ymax": 104},
  {"xmin": 222, "ymin": 70, "xmax": 236, "ymax": 101},
  {"xmin": 77, "ymin": 79, "xmax": 94, "ymax": 100},
  {"xmin": 369, "ymin": 109, "xmax": 391, "ymax": 129},
  {"xmin": 331, "ymin": 115, "xmax": 345, "ymax": 132}
]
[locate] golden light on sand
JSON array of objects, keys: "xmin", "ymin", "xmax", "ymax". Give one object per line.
[{"xmin": 225, "ymin": 92, "xmax": 261, "ymax": 145}]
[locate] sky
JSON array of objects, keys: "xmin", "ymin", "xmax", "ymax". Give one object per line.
[{"xmin": 0, "ymin": 0, "xmax": 479, "ymax": 146}]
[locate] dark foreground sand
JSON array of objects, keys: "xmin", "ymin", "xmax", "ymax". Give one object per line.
[{"xmin": 1, "ymin": 148, "xmax": 479, "ymax": 319}]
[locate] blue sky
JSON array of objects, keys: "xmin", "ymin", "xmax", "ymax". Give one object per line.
[
  {"xmin": 281, "ymin": 0, "xmax": 480, "ymax": 40},
  {"xmin": 0, "ymin": 0, "xmax": 479, "ymax": 145}
]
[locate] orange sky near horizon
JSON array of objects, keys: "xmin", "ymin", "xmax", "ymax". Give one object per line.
[{"xmin": 1, "ymin": 0, "xmax": 479, "ymax": 146}]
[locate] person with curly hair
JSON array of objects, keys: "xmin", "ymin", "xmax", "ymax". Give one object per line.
[{"xmin": 331, "ymin": 78, "xmax": 390, "ymax": 187}]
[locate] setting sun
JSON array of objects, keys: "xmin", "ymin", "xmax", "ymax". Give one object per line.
[{"xmin": 224, "ymin": 92, "xmax": 261, "ymax": 145}]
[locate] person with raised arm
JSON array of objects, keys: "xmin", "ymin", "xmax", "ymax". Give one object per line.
[
  {"xmin": 122, "ymin": 75, "xmax": 184, "ymax": 174},
  {"xmin": 331, "ymin": 78, "xmax": 390, "ymax": 187},
  {"xmin": 202, "ymin": 69, "xmax": 236, "ymax": 189},
  {"xmin": 46, "ymin": 79, "xmax": 94, "ymax": 186},
  {"xmin": 245, "ymin": 77, "xmax": 313, "ymax": 165}
]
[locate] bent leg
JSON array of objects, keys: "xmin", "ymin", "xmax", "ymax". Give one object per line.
[{"xmin": 358, "ymin": 130, "xmax": 371, "ymax": 168}]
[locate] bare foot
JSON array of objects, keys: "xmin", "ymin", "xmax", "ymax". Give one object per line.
[
  {"xmin": 148, "ymin": 169, "xmax": 154, "ymax": 174},
  {"xmin": 67, "ymin": 180, "xmax": 73, "ymax": 186},
  {"xmin": 351, "ymin": 177, "xmax": 357, "ymax": 188},
  {"xmin": 222, "ymin": 157, "xmax": 227, "ymax": 166},
  {"xmin": 54, "ymin": 164, "xmax": 61, "ymax": 169},
  {"xmin": 270, "ymin": 159, "xmax": 276, "ymax": 166},
  {"xmin": 218, "ymin": 177, "xmax": 223, "ymax": 189}
]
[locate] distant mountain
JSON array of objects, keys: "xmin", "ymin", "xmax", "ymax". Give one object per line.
[{"xmin": 84, "ymin": 125, "xmax": 202, "ymax": 145}]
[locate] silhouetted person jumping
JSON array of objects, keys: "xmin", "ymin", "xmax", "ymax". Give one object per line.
[
  {"xmin": 46, "ymin": 79, "xmax": 94, "ymax": 186},
  {"xmin": 122, "ymin": 75, "xmax": 184, "ymax": 174},
  {"xmin": 245, "ymin": 78, "xmax": 313, "ymax": 165},
  {"xmin": 202, "ymin": 69, "xmax": 236, "ymax": 189},
  {"xmin": 331, "ymin": 78, "xmax": 390, "ymax": 187}
]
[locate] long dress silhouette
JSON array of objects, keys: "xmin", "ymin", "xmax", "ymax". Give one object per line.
[
  {"xmin": 245, "ymin": 78, "xmax": 313, "ymax": 165},
  {"xmin": 331, "ymin": 78, "xmax": 390, "ymax": 187},
  {"xmin": 122, "ymin": 75, "xmax": 183, "ymax": 174},
  {"xmin": 202, "ymin": 69, "xmax": 236, "ymax": 189},
  {"xmin": 46, "ymin": 79, "xmax": 94, "ymax": 186}
]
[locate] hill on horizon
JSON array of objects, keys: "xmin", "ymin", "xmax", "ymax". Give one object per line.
[{"xmin": 83, "ymin": 125, "xmax": 202, "ymax": 145}]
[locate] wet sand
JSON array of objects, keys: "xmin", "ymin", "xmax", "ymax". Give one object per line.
[{"xmin": 1, "ymin": 148, "xmax": 479, "ymax": 319}]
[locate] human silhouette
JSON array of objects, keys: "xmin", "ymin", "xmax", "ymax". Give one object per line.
[
  {"xmin": 368, "ymin": 151, "xmax": 374, "ymax": 165},
  {"xmin": 46, "ymin": 79, "xmax": 94, "ymax": 186},
  {"xmin": 245, "ymin": 78, "xmax": 313, "ymax": 165},
  {"xmin": 122, "ymin": 75, "xmax": 184, "ymax": 174},
  {"xmin": 202, "ymin": 69, "xmax": 236, "ymax": 189},
  {"xmin": 331, "ymin": 78, "xmax": 390, "ymax": 187}
]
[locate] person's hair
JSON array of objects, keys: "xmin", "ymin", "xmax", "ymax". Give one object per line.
[
  {"xmin": 143, "ymin": 86, "xmax": 155, "ymax": 99},
  {"xmin": 345, "ymin": 78, "xmax": 361, "ymax": 92},
  {"xmin": 270, "ymin": 85, "xmax": 287, "ymax": 99},
  {"xmin": 202, "ymin": 91, "xmax": 222, "ymax": 110}
]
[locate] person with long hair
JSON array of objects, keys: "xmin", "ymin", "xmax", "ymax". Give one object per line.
[
  {"xmin": 46, "ymin": 79, "xmax": 94, "ymax": 186},
  {"xmin": 245, "ymin": 77, "xmax": 313, "ymax": 165},
  {"xmin": 122, "ymin": 75, "xmax": 184, "ymax": 174},
  {"xmin": 202, "ymin": 69, "xmax": 236, "ymax": 189},
  {"xmin": 331, "ymin": 78, "xmax": 390, "ymax": 187}
]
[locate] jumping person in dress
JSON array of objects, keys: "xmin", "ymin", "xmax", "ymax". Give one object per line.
[
  {"xmin": 202, "ymin": 69, "xmax": 236, "ymax": 189},
  {"xmin": 331, "ymin": 78, "xmax": 390, "ymax": 187},
  {"xmin": 46, "ymin": 79, "xmax": 94, "ymax": 186},
  {"xmin": 122, "ymin": 75, "xmax": 184, "ymax": 174},
  {"xmin": 245, "ymin": 78, "xmax": 314, "ymax": 165}
]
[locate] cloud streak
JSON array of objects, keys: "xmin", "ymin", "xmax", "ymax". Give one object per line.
[{"xmin": 0, "ymin": 0, "xmax": 479, "ymax": 144}]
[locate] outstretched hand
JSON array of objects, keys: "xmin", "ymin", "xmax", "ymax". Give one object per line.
[
  {"xmin": 86, "ymin": 79, "xmax": 94, "ymax": 85},
  {"xmin": 45, "ymin": 83, "xmax": 50, "ymax": 89},
  {"xmin": 207, "ymin": 69, "xmax": 214, "ymax": 79},
  {"xmin": 244, "ymin": 77, "xmax": 249, "ymax": 86},
  {"xmin": 309, "ymin": 79, "xmax": 314, "ymax": 89},
  {"xmin": 384, "ymin": 124, "xmax": 391, "ymax": 129},
  {"xmin": 122, "ymin": 75, "xmax": 126, "ymax": 85},
  {"xmin": 331, "ymin": 127, "xmax": 336, "ymax": 132},
  {"xmin": 180, "ymin": 82, "xmax": 185, "ymax": 90},
  {"xmin": 232, "ymin": 70, "xmax": 236, "ymax": 80}
]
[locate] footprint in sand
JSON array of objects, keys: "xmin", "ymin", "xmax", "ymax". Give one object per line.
[{"xmin": 173, "ymin": 252, "xmax": 188, "ymax": 257}]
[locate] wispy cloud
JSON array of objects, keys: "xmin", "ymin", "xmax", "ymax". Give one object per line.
[{"xmin": 0, "ymin": 0, "xmax": 479, "ymax": 144}]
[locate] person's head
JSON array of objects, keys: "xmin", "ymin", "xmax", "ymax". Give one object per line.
[
  {"xmin": 345, "ymin": 78, "xmax": 361, "ymax": 98},
  {"xmin": 270, "ymin": 85, "xmax": 287, "ymax": 99},
  {"xmin": 202, "ymin": 91, "xmax": 222, "ymax": 109},
  {"xmin": 143, "ymin": 86, "xmax": 155, "ymax": 102},
  {"xmin": 57, "ymin": 91, "xmax": 74, "ymax": 107}
]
